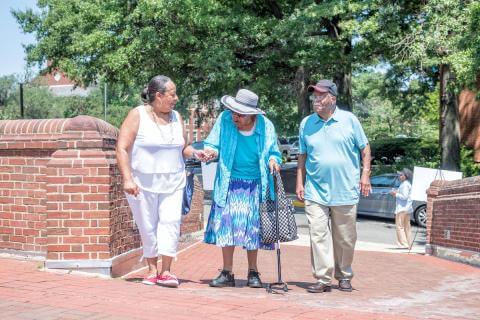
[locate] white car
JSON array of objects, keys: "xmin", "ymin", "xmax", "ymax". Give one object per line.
[{"xmin": 278, "ymin": 138, "xmax": 299, "ymax": 162}]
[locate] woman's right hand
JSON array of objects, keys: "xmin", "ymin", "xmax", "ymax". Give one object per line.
[{"xmin": 124, "ymin": 180, "xmax": 140, "ymax": 197}]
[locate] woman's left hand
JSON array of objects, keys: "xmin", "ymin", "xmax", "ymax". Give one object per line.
[{"xmin": 269, "ymin": 159, "xmax": 280, "ymax": 174}]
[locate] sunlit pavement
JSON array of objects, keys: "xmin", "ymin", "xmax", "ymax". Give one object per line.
[{"xmin": 1, "ymin": 202, "xmax": 479, "ymax": 320}]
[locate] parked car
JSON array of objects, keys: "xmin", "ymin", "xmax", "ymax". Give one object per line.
[
  {"xmin": 357, "ymin": 173, "xmax": 427, "ymax": 227},
  {"xmin": 287, "ymin": 136, "xmax": 299, "ymax": 145},
  {"xmin": 289, "ymin": 141, "xmax": 299, "ymax": 160},
  {"xmin": 278, "ymin": 137, "xmax": 298, "ymax": 162}
]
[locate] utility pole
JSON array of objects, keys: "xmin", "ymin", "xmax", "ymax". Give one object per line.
[{"xmin": 19, "ymin": 83, "xmax": 24, "ymax": 118}]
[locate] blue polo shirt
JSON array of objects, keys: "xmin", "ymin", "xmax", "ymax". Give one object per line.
[{"xmin": 299, "ymin": 107, "xmax": 369, "ymax": 206}]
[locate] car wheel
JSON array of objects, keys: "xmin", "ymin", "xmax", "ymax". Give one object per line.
[{"xmin": 414, "ymin": 205, "xmax": 427, "ymax": 228}]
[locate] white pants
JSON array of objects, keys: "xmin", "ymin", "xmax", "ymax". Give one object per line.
[{"xmin": 126, "ymin": 188, "xmax": 183, "ymax": 258}]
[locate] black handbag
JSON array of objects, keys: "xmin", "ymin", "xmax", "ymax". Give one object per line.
[{"xmin": 260, "ymin": 171, "xmax": 298, "ymax": 244}]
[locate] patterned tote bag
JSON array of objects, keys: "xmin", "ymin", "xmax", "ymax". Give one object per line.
[{"xmin": 260, "ymin": 171, "xmax": 298, "ymax": 244}]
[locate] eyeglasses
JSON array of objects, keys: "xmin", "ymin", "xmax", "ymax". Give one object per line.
[
  {"xmin": 232, "ymin": 112, "xmax": 247, "ymax": 118},
  {"xmin": 311, "ymin": 93, "xmax": 330, "ymax": 102}
]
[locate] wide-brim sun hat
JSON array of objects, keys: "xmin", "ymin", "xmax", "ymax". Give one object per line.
[{"xmin": 220, "ymin": 89, "xmax": 265, "ymax": 115}]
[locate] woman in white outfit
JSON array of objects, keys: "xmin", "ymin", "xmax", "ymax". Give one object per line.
[
  {"xmin": 390, "ymin": 168, "xmax": 413, "ymax": 249},
  {"xmin": 116, "ymin": 75, "xmax": 205, "ymax": 287}
]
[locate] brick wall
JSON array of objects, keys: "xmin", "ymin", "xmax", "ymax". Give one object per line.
[
  {"xmin": 0, "ymin": 116, "xmax": 204, "ymax": 275},
  {"xmin": 426, "ymin": 177, "xmax": 480, "ymax": 266},
  {"xmin": 180, "ymin": 179, "xmax": 204, "ymax": 236}
]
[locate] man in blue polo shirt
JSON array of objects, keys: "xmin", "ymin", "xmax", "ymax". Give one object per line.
[{"xmin": 296, "ymin": 79, "xmax": 372, "ymax": 293}]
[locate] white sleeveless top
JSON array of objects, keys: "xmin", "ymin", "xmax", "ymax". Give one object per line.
[{"xmin": 130, "ymin": 105, "xmax": 185, "ymax": 193}]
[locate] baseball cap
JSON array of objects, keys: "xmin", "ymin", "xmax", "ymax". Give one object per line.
[{"xmin": 307, "ymin": 80, "xmax": 337, "ymax": 96}]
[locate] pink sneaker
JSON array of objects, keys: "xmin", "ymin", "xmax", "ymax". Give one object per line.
[
  {"xmin": 142, "ymin": 274, "xmax": 158, "ymax": 285},
  {"xmin": 157, "ymin": 273, "xmax": 179, "ymax": 288}
]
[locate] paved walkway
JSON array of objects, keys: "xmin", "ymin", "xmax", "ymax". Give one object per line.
[{"xmin": 1, "ymin": 237, "xmax": 479, "ymax": 320}]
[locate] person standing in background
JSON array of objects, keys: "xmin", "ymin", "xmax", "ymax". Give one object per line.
[{"xmin": 390, "ymin": 168, "xmax": 414, "ymax": 249}]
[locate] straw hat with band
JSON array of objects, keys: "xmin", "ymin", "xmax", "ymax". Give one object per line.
[{"xmin": 220, "ymin": 89, "xmax": 265, "ymax": 115}]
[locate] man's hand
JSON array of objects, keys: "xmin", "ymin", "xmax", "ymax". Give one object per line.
[
  {"xmin": 269, "ymin": 159, "xmax": 280, "ymax": 174},
  {"xmin": 296, "ymin": 184, "xmax": 305, "ymax": 201},
  {"xmin": 359, "ymin": 173, "xmax": 371, "ymax": 197},
  {"xmin": 124, "ymin": 179, "xmax": 140, "ymax": 197},
  {"xmin": 296, "ymin": 154, "xmax": 306, "ymax": 202}
]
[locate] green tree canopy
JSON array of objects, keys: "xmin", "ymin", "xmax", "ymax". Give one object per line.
[
  {"xmin": 12, "ymin": 0, "xmax": 480, "ymax": 169},
  {"xmin": 14, "ymin": 0, "xmax": 387, "ymax": 133}
]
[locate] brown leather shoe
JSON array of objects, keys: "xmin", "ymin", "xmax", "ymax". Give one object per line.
[
  {"xmin": 338, "ymin": 279, "xmax": 352, "ymax": 292},
  {"xmin": 307, "ymin": 282, "xmax": 332, "ymax": 293}
]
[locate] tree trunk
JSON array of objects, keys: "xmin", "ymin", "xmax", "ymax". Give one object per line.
[
  {"xmin": 295, "ymin": 66, "xmax": 311, "ymax": 119},
  {"xmin": 334, "ymin": 71, "xmax": 352, "ymax": 111},
  {"xmin": 439, "ymin": 64, "xmax": 461, "ymax": 171},
  {"xmin": 327, "ymin": 17, "xmax": 353, "ymax": 112}
]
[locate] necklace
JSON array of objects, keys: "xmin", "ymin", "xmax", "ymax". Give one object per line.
[{"xmin": 149, "ymin": 105, "xmax": 174, "ymax": 144}]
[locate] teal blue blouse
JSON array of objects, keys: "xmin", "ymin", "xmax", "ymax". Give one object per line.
[
  {"xmin": 204, "ymin": 111, "xmax": 282, "ymax": 207},
  {"xmin": 231, "ymin": 133, "xmax": 260, "ymax": 179}
]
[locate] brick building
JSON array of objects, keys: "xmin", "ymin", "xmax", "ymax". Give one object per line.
[
  {"xmin": 32, "ymin": 67, "xmax": 95, "ymax": 97},
  {"xmin": 184, "ymin": 98, "xmax": 219, "ymax": 143}
]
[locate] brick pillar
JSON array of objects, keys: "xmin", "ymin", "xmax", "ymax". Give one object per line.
[
  {"xmin": 426, "ymin": 176, "xmax": 480, "ymax": 266},
  {"xmin": 42, "ymin": 116, "xmax": 145, "ymax": 275},
  {"xmin": 425, "ymin": 180, "xmax": 445, "ymax": 255},
  {"xmin": 45, "ymin": 149, "xmax": 112, "ymax": 261}
]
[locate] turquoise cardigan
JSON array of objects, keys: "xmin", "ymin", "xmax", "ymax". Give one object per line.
[{"xmin": 204, "ymin": 110, "xmax": 282, "ymax": 207}]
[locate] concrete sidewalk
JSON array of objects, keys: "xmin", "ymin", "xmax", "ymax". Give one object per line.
[{"xmin": 1, "ymin": 236, "xmax": 479, "ymax": 320}]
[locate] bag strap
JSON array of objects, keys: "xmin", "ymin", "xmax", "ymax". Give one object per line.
[{"xmin": 273, "ymin": 171, "xmax": 287, "ymax": 198}]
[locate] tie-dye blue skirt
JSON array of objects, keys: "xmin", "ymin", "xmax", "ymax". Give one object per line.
[{"xmin": 204, "ymin": 178, "xmax": 274, "ymax": 250}]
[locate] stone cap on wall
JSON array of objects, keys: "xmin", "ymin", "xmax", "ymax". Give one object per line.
[
  {"xmin": 0, "ymin": 116, "xmax": 118, "ymax": 137},
  {"xmin": 0, "ymin": 116, "xmax": 118, "ymax": 150},
  {"xmin": 429, "ymin": 176, "xmax": 480, "ymax": 197}
]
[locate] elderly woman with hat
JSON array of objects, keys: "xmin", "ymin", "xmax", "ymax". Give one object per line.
[
  {"xmin": 390, "ymin": 168, "xmax": 414, "ymax": 249},
  {"xmin": 202, "ymin": 88, "xmax": 282, "ymax": 288}
]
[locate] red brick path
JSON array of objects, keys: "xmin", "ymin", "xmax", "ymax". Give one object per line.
[{"xmin": 1, "ymin": 242, "xmax": 479, "ymax": 320}]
